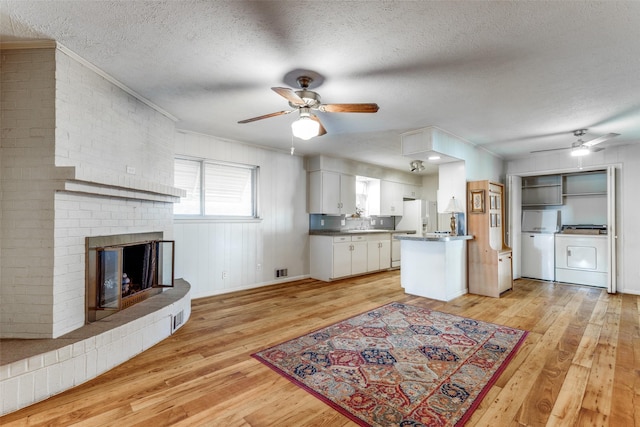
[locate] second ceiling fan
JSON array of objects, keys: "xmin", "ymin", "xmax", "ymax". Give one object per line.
[
  {"xmin": 237, "ymin": 74, "xmax": 379, "ymax": 140},
  {"xmin": 531, "ymin": 129, "xmax": 620, "ymax": 156}
]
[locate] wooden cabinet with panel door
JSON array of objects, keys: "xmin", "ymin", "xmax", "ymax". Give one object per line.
[{"xmin": 467, "ymin": 180, "xmax": 513, "ymax": 297}]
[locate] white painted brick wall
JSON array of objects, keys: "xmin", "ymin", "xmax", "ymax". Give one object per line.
[
  {"xmin": 0, "ymin": 286, "xmax": 191, "ymax": 415},
  {"xmin": 1, "ymin": 48, "xmax": 57, "ymax": 339},
  {"xmin": 1, "ymin": 46, "xmax": 178, "ymax": 338}
]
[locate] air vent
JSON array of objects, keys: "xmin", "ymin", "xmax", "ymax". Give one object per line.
[
  {"xmin": 275, "ymin": 268, "xmax": 288, "ymax": 278},
  {"xmin": 171, "ymin": 310, "xmax": 184, "ymax": 334}
]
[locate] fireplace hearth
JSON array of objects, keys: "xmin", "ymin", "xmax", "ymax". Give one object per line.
[{"xmin": 86, "ymin": 232, "xmax": 175, "ymax": 322}]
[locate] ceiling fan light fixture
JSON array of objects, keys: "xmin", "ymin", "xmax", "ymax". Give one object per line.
[
  {"xmin": 291, "ymin": 114, "xmax": 320, "ymax": 140},
  {"xmin": 571, "ymin": 145, "xmax": 590, "ymax": 157},
  {"xmin": 410, "ymin": 160, "xmax": 425, "ymax": 172}
]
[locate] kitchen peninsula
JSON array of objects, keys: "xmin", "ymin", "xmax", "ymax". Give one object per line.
[{"xmin": 395, "ymin": 234, "xmax": 473, "ymax": 301}]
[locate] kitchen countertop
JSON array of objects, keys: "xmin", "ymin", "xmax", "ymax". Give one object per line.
[
  {"xmin": 309, "ymin": 229, "xmax": 416, "ymax": 236},
  {"xmin": 394, "ymin": 234, "xmax": 474, "ymax": 242}
]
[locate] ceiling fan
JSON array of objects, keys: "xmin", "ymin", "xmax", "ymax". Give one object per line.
[
  {"xmin": 237, "ymin": 74, "xmax": 379, "ymax": 140},
  {"xmin": 531, "ymin": 129, "xmax": 620, "ymax": 156}
]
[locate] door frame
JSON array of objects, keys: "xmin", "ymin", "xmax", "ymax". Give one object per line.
[{"xmin": 506, "ymin": 163, "xmax": 620, "ymax": 293}]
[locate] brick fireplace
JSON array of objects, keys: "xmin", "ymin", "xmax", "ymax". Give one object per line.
[{"xmin": 1, "ymin": 43, "xmax": 189, "ymax": 414}]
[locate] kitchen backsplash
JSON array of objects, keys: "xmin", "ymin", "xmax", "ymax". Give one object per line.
[{"xmin": 309, "ymin": 214, "xmax": 395, "ymax": 231}]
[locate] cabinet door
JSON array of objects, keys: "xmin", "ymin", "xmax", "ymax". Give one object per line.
[
  {"xmin": 379, "ymin": 240, "xmax": 391, "ymax": 269},
  {"xmin": 498, "ymin": 252, "xmax": 513, "ymax": 293},
  {"xmin": 367, "ymin": 241, "xmax": 380, "ymax": 272},
  {"xmin": 340, "ymin": 173, "xmax": 356, "ymax": 215},
  {"xmin": 380, "ymin": 181, "xmax": 404, "ymax": 216},
  {"xmin": 322, "ymin": 171, "xmax": 342, "ymax": 215},
  {"xmin": 404, "ymin": 184, "xmax": 422, "ymax": 200},
  {"xmin": 332, "ymin": 241, "xmax": 352, "ymax": 278},
  {"xmin": 351, "ymin": 241, "xmax": 368, "ymax": 275}
]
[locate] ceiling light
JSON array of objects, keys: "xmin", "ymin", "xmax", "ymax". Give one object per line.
[
  {"xmin": 570, "ymin": 145, "xmax": 590, "ymax": 157},
  {"xmin": 428, "ymin": 155, "xmax": 440, "ymax": 160},
  {"xmin": 409, "ymin": 160, "xmax": 425, "ymax": 172},
  {"xmin": 291, "ymin": 108, "xmax": 320, "ymax": 140}
]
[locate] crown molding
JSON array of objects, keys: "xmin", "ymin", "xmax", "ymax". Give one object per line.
[{"xmin": 1, "ymin": 39, "xmax": 179, "ymax": 123}]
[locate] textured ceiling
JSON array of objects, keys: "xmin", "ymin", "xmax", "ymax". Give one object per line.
[{"xmin": 2, "ymin": 1, "xmax": 639, "ymax": 174}]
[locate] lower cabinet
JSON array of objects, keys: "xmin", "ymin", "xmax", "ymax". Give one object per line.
[
  {"xmin": 498, "ymin": 251, "xmax": 513, "ymax": 293},
  {"xmin": 334, "ymin": 238, "xmax": 367, "ymax": 278},
  {"xmin": 367, "ymin": 234, "xmax": 391, "ymax": 272},
  {"xmin": 310, "ymin": 234, "xmax": 391, "ymax": 281}
]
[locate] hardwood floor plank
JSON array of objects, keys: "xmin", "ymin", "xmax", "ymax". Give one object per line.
[{"xmin": 1, "ymin": 271, "xmax": 638, "ymax": 426}]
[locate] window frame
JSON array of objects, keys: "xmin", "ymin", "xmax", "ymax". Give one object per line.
[{"xmin": 173, "ymin": 156, "xmax": 260, "ymax": 221}]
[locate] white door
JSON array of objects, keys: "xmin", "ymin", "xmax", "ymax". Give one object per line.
[
  {"xmin": 340, "ymin": 174, "xmax": 357, "ymax": 215},
  {"xmin": 351, "ymin": 241, "xmax": 368, "ymax": 275},
  {"xmin": 379, "ymin": 240, "xmax": 391, "ymax": 269},
  {"xmin": 323, "ymin": 171, "xmax": 341, "ymax": 215},
  {"xmin": 607, "ymin": 166, "xmax": 617, "ymax": 293},
  {"xmin": 508, "ymin": 175, "xmax": 522, "ymax": 278},
  {"xmin": 333, "ymin": 241, "xmax": 352, "ymax": 278},
  {"xmin": 367, "ymin": 241, "xmax": 380, "ymax": 272}
]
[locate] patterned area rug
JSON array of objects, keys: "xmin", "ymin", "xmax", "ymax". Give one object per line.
[{"xmin": 252, "ymin": 302, "xmax": 528, "ymax": 426}]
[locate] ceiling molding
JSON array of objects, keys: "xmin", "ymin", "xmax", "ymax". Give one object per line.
[{"xmin": 55, "ymin": 43, "xmax": 179, "ymax": 122}]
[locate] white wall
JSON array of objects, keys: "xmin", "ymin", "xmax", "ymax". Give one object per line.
[
  {"xmin": 173, "ymin": 132, "xmax": 309, "ymax": 299},
  {"xmin": 507, "ymin": 143, "xmax": 640, "ymax": 295}
]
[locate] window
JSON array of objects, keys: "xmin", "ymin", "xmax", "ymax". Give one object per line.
[{"xmin": 173, "ymin": 158, "xmax": 258, "ymax": 218}]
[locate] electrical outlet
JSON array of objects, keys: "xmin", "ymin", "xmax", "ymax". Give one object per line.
[
  {"xmin": 222, "ymin": 271, "xmax": 228, "ymax": 279},
  {"xmin": 257, "ymin": 264, "xmax": 262, "ymax": 271},
  {"xmin": 371, "ymin": 219, "xmax": 376, "ymax": 225},
  {"xmin": 126, "ymin": 165, "xmax": 136, "ymax": 175},
  {"xmin": 381, "ymin": 219, "xmax": 384, "ymax": 225},
  {"xmin": 341, "ymin": 219, "xmax": 346, "ymax": 226},
  {"xmin": 321, "ymin": 219, "xmax": 325, "ymax": 226}
]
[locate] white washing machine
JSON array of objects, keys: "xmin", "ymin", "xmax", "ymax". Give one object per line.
[{"xmin": 555, "ymin": 233, "xmax": 607, "ymax": 287}]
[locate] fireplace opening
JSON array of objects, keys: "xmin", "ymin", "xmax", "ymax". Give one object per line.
[{"xmin": 87, "ymin": 232, "xmax": 175, "ymax": 323}]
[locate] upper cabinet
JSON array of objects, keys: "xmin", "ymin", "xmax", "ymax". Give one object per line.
[
  {"xmin": 521, "ymin": 174, "xmax": 562, "ymax": 206},
  {"xmin": 521, "ymin": 171, "xmax": 607, "ymax": 207},
  {"xmin": 308, "ymin": 170, "xmax": 356, "ymax": 215},
  {"xmin": 403, "ymin": 184, "xmax": 422, "ymax": 200},
  {"xmin": 562, "ymin": 171, "xmax": 607, "ymax": 197},
  {"xmin": 380, "ymin": 181, "xmax": 404, "ymax": 216}
]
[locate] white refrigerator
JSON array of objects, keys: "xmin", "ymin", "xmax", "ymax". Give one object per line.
[
  {"xmin": 392, "ymin": 200, "xmax": 437, "ymax": 268},
  {"xmin": 396, "ymin": 200, "xmax": 438, "ymax": 234},
  {"xmin": 521, "ymin": 210, "xmax": 560, "ymax": 281}
]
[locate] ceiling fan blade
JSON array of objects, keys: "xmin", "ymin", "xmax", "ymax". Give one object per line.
[
  {"xmin": 582, "ymin": 133, "xmax": 620, "ymax": 147},
  {"xmin": 237, "ymin": 110, "xmax": 292, "ymax": 124},
  {"xmin": 271, "ymin": 87, "xmax": 305, "ymax": 106},
  {"xmin": 319, "ymin": 103, "xmax": 379, "ymax": 113},
  {"xmin": 530, "ymin": 146, "xmax": 571, "ymax": 154},
  {"xmin": 310, "ymin": 115, "xmax": 327, "ymax": 136}
]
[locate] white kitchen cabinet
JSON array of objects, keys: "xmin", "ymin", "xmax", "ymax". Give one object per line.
[
  {"xmin": 380, "ymin": 180, "xmax": 404, "ymax": 216},
  {"xmin": 310, "ymin": 234, "xmax": 387, "ymax": 281},
  {"xmin": 367, "ymin": 233, "xmax": 391, "ymax": 272},
  {"xmin": 404, "ymin": 184, "xmax": 422, "ymax": 200},
  {"xmin": 308, "ymin": 170, "xmax": 356, "ymax": 215}
]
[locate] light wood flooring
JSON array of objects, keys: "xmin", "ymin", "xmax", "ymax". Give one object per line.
[{"xmin": 1, "ymin": 271, "xmax": 638, "ymax": 426}]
